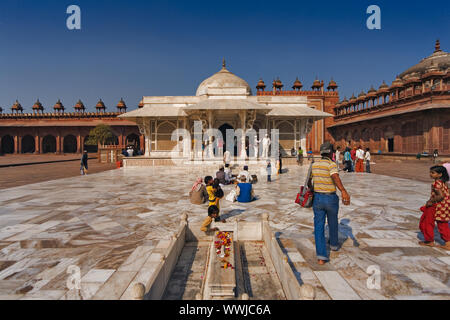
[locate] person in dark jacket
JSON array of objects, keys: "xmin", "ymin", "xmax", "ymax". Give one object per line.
[
  {"xmin": 81, "ymin": 150, "xmax": 88, "ymax": 175},
  {"xmin": 278, "ymin": 150, "xmax": 283, "ymax": 174}
]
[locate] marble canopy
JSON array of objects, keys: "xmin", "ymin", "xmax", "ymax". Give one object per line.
[{"xmin": 120, "ymin": 62, "xmax": 332, "ymax": 157}]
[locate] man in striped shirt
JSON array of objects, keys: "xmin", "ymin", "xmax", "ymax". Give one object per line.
[{"xmin": 308, "ymin": 141, "xmax": 351, "ymax": 265}]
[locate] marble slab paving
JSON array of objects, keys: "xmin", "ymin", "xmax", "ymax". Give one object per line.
[
  {"xmin": 314, "ymin": 271, "xmax": 362, "ymax": 300},
  {"xmin": 406, "ymin": 273, "xmax": 450, "ymax": 293},
  {"xmin": 0, "ymin": 164, "xmax": 448, "ymax": 299}
]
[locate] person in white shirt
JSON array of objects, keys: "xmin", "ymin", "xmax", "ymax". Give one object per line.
[
  {"xmin": 238, "ymin": 165, "xmax": 253, "ymax": 183},
  {"xmin": 364, "ymin": 148, "xmax": 371, "ymax": 173},
  {"xmin": 262, "ymin": 134, "xmax": 271, "ymax": 158},
  {"xmin": 224, "ymin": 164, "xmax": 232, "ymax": 183},
  {"xmin": 253, "ymin": 136, "xmax": 259, "ymax": 159},
  {"xmin": 335, "ymin": 146, "xmax": 341, "ymax": 171},
  {"xmin": 355, "ymin": 146, "xmax": 365, "ymax": 172},
  {"xmin": 223, "ymin": 150, "xmax": 231, "ymax": 166}
]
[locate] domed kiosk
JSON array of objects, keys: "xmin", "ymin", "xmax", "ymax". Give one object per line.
[
  {"xmin": 120, "ymin": 60, "xmax": 333, "ymax": 164},
  {"xmin": 196, "ymin": 60, "xmax": 252, "ymax": 96}
]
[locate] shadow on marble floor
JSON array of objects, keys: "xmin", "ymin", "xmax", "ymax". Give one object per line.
[{"xmin": 220, "ymin": 209, "xmax": 245, "ymax": 221}]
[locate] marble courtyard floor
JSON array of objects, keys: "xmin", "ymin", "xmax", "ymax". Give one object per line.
[{"xmin": 0, "ymin": 164, "xmax": 449, "ymax": 300}]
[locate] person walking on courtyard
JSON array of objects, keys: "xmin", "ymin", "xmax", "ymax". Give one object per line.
[
  {"xmin": 350, "ymin": 147, "xmax": 357, "ymax": 172},
  {"xmin": 365, "ymin": 148, "xmax": 371, "ymax": 173},
  {"xmin": 432, "ymin": 149, "xmax": 439, "ymax": 164},
  {"xmin": 80, "ymin": 150, "xmax": 88, "ymax": 175},
  {"xmin": 343, "ymin": 147, "xmax": 352, "ymax": 172},
  {"xmin": 308, "ymin": 141, "xmax": 351, "ymax": 265},
  {"xmin": 298, "ymin": 146, "xmax": 304, "ymax": 166},
  {"xmin": 266, "ymin": 160, "xmax": 272, "ymax": 182},
  {"xmin": 307, "ymin": 148, "xmax": 313, "ymax": 162},
  {"xmin": 419, "ymin": 166, "xmax": 450, "ymax": 249},
  {"xmin": 189, "ymin": 177, "xmax": 208, "ymax": 204},
  {"xmin": 355, "ymin": 146, "xmax": 365, "ymax": 173},
  {"xmin": 335, "ymin": 146, "xmax": 341, "ymax": 171},
  {"xmin": 278, "ymin": 150, "xmax": 283, "ymax": 174}
]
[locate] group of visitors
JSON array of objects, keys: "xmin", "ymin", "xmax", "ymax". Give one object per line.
[
  {"xmin": 339, "ymin": 146, "xmax": 371, "ymax": 173},
  {"xmin": 309, "ymin": 141, "xmax": 450, "ymax": 266},
  {"xmin": 189, "ymin": 164, "xmax": 258, "ymax": 233}
]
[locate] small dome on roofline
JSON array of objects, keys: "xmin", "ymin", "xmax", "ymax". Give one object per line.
[
  {"xmin": 327, "ymin": 78, "xmax": 338, "ymax": 90},
  {"xmin": 292, "ymin": 77, "xmax": 303, "ymax": 90},
  {"xmin": 12, "ymin": 100, "xmax": 23, "ymax": 112},
  {"xmin": 74, "ymin": 99, "xmax": 85, "ymax": 111},
  {"xmin": 32, "ymin": 99, "xmax": 44, "ymax": 111},
  {"xmin": 54, "ymin": 99, "xmax": 65, "ymax": 111},
  {"xmin": 312, "ymin": 78, "xmax": 321, "ymax": 89}
]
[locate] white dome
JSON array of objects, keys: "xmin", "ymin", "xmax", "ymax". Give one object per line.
[{"xmin": 196, "ymin": 64, "xmax": 252, "ymax": 96}]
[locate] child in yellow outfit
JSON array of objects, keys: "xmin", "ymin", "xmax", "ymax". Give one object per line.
[{"xmin": 201, "ymin": 205, "xmax": 220, "ymax": 232}]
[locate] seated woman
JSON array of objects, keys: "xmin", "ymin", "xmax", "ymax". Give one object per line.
[
  {"xmin": 236, "ymin": 175, "xmax": 255, "ymax": 203},
  {"xmin": 189, "ymin": 177, "xmax": 208, "ymax": 205}
]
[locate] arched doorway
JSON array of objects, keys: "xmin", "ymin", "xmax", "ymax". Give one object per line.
[
  {"xmin": 126, "ymin": 133, "xmax": 140, "ymax": 150},
  {"xmin": 42, "ymin": 135, "xmax": 56, "ymax": 153},
  {"xmin": 22, "ymin": 135, "xmax": 35, "ymax": 153},
  {"xmin": 1, "ymin": 135, "xmax": 14, "ymax": 154},
  {"xmin": 218, "ymin": 123, "xmax": 234, "ymax": 155},
  {"xmin": 63, "ymin": 135, "xmax": 77, "ymax": 153}
]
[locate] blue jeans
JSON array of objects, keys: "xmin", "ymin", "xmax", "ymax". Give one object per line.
[{"xmin": 313, "ymin": 192, "xmax": 340, "ymax": 261}]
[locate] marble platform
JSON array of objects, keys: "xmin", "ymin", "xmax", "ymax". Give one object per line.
[{"xmin": 0, "ymin": 164, "xmax": 449, "ymax": 300}]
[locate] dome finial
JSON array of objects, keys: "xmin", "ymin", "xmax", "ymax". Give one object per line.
[
  {"xmin": 435, "ymin": 39, "xmax": 441, "ymax": 52},
  {"xmin": 222, "ymin": 58, "xmax": 226, "ymax": 69}
]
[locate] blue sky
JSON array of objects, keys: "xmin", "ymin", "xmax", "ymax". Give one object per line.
[{"xmin": 0, "ymin": 0, "xmax": 448, "ymax": 112}]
